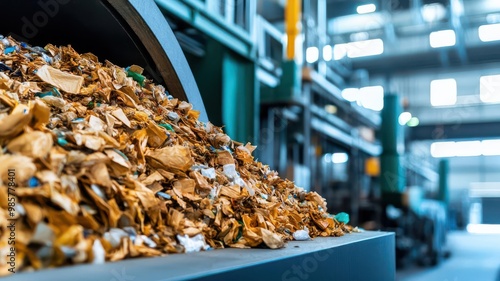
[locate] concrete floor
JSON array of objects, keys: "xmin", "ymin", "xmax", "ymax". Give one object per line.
[{"xmin": 397, "ymin": 231, "xmax": 500, "ymax": 281}]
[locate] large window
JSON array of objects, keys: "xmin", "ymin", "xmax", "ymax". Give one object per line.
[
  {"xmin": 480, "ymin": 74, "xmax": 500, "ymax": 103},
  {"xmin": 430, "ymin": 78, "xmax": 457, "ymax": 106}
]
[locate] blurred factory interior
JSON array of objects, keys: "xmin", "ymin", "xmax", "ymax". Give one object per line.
[{"xmin": 161, "ymin": 0, "xmax": 500, "ymax": 279}]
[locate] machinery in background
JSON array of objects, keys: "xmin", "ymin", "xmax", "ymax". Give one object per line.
[{"xmin": 376, "ymin": 95, "xmax": 450, "ymax": 267}]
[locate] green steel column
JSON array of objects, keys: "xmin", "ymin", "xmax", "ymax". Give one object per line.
[
  {"xmin": 381, "ymin": 94, "xmax": 406, "ymax": 204},
  {"xmin": 185, "ymin": 39, "xmax": 259, "ymax": 144},
  {"xmin": 261, "ymin": 60, "xmax": 302, "ymax": 103},
  {"xmin": 381, "ymin": 94, "xmax": 404, "ymax": 155},
  {"xmin": 438, "ymin": 159, "xmax": 449, "ymax": 204},
  {"xmin": 185, "ymin": 40, "xmax": 224, "ymax": 127},
  {"xmin": 222, "ymin": 51, "xmax": 259, "ymax": 143}
]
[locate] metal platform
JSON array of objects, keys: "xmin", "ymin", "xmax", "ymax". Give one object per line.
[{"xmin": 6, "ymin": 231, "xmax": 394, "ymax": 281}]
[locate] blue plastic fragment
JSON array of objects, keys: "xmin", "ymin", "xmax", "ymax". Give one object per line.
[
  {"xmin": 0, "ymin": 63, "xmax": 12, "ymax": 71},
  {"xmin": 334, "ymin": 212, "xmax": 350, "ymax": 224},
  {"xmin": 57, "ymin": 138, "xmax": 68, "ymax": 146},
  {"xmin": 157, "ymin": 192, "xmax": 171, "ymax": 200},
  {"xmin": 4, "ymin": 46, "xmax": 16, "ymax": 54},
  {"xmin": 71, "ymin": 118, "xmax": 85, "ymax": 123},
  {"xmin": 20, "ymin": 42, "xmax": 28, "ymax": 48},
  {"xmin": 51, "ymin": 88, "xmax": 62, "ymax": 97},
  {"xmin": 28, "ymin": 177, "xmax": 39, "ymax": 188},
  {"xmin": 83, "ymin": 229, "xmax": 92, "ymax": 238},
  {"xmin": 42, "ymin": 53, "xmax": 52, "ymax": 64}
]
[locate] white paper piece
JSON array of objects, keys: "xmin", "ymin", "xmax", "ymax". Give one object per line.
[
  {"xmin": 293, "ymin": 227, "xmax": 311, "ymax": 241},
  {"xmin": 177, "ymin": 234, "xmax": 209, "ymax": 253},
  {"xmin": 36, "ymin": 65, "xmax": 84, "ymax": 94},
  {"xmin": 103, "ymin": 228, "xmax": 129, "ymax": 248},
  {"xmin": 92, "ymin": 239, "xmax": 106, "ymax": 264}
]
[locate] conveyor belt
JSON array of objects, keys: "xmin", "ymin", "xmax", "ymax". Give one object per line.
[
  {"xmin": 5, "ymin": 232, "xmax": 395, "ymax": 281},
  {"xmin": 0, "ymin": 0, "xmax": 208, "ymax": 122}
]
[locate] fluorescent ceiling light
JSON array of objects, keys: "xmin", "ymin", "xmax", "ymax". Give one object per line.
[
  {"xmin": 454, "ymin": 141, "xmax": 482, "ymax": 157},
  {"xmin": 323, "ymin": 45, "xmax": 333, "ymax": 61},
  {"xmin": 341, "ymin": 88, "xmax": 359, "ymax": 102},
  {"xmin": 430, "ymin": 141, "xmax": 456, "ymax": 158},
  {"xmin": 421, "ymin": 3, "xmax": 446, "ymax": 23},
  {"xmin": 332, "ymin": 153, "xmax": 349, "ymax": 164},
  {"xmin": 333, "ymin": 44, "xmax": 348, "ymax": 60},
  {"xmin": 347, "ymin": 38, "xmax": 384, "ymax": 58},
  {"xmin": 398, "ymin": 112, "xmax": 412, "ymax": 126},
  {"xmin": 358, "ymin": 86, "xmax": 384, "ymax": 111},
  {"xmin": 430, "ymin": 78, "xmax": 457, "ymax": 106},
  {"xmin": 480, "ymin": 74, "xmax": 500, "ymax": 103},
  {"xmin": 467, "ymin": 224, "xmax": 500, "ymax": 234},
  {"xmin": 479, "ymin": 23, "xmax": 500, "ymax": 42},
  {"xmin": 429, "ymin": 30, "xmax": 456, "ymax": 48},
  {"xmin": 430, "ymin": 139, "xmax": 500, "ymax": 158},
  {"xmin": 357, "ymin": 4, "xmax": 376, "ymax": 14},
  {"xmin": 481, "ymin": 140, "xmax": 500, "ymax": 156},
  {"xmin": 305, "ymin": 46, "xmax": 319, "ymax": 63}
]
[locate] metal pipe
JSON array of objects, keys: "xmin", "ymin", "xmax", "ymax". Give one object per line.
[{"xmin": 285, "ymin": 0, "xmax": 301, "ymax": 60}]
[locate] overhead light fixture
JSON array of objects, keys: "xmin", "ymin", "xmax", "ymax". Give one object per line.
[
  {"xmin": 325, "ymin": 104, "xmax": 337, "ymax": 114},
  {"xmin": 332, "ymin": 153, "xmax": 349, "ymax": 164},
  {"xmin": 479, "ymin": 23, "xmax": 500, "ymax": 42},
  {"xmin": 467, "ymin": 224, "xmax": 500, "ymax": 234},
  {"xmin": 341, "ymin": 88, "xmax": 359, "ymax": 102},
  {"xmin": 481, "ymin": 140, "xmax": 500, "ymax": 156},
  {"xmin": 430, "ymin": 78, "xmax": 457, "ymax": 106},
  {"xmin": 421, "ymin": 3, "xmax": 446, "ymax": 23},
  {"xmin": 333, "ymin": 44, "xmax": 348, "ymax": 60},
  {"xmin": 430, "ymin": 139, "xmax": 500, "ymax": 158},
  {"xmin": 323, "ymin": 45, "xmax": 333, "ymax": 61},
  {"xmin": 430, "ymin": 141, "xmax": 456, "ymax": 158},
  {"xmin": 430, "ymin": 30, "xmax": 456, "ymax": 48},
  {"xmin": 480, "ymin": 74, "xmax": 500, "ymax": 103},
  {"xmin": 357, "ymin": 4, "xmax": 376, "ymax": 14},
  {"xmin": 358, "ymin": 86, "xmax": 384, "ymax": 111},
  {"xmin": 454, "ymin": 141, "xmax": 482, "ymax": 157},
  {"xmin": 407, "ymin": 117, "xmax": 420, "ymax": 127},
  {"xmin": 347, "ymin": 38, "xmax": 384, "ymax": 58},
  {"xmin": 305, "ymin": 46, "xmax": 319, "ymax": 64},
  {"xmin": 398, "ymin": 112, "xmax": 412, "ymax": 126}
]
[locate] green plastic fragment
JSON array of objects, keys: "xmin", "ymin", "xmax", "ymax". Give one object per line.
[
  {"xmin": 234, "ymin": 221, "xmax": 243, "ymax": 242},
  {"xmin": 159, "ymin": 123, "xmax": 174, "ymax": 131},
  {"xmin": 334, "ymin": 212, "xmax": 349, "ymax": 224},
  {"xmin": 127, "ymin": 69, "xmax": 145, "ymax": 87},
  {"xmin": 35, "ymin": 87, "xmax": 62, "ymax": 98}
]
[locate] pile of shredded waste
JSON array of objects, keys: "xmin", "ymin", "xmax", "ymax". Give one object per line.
[{"xmin": 0, "ymin": 36, "xmax": 353, "ymax": 274}]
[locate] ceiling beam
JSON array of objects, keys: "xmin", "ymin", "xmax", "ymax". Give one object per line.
[{"xmin": 409, "ymin": 121, "xmax": 500, "ymax": 141}]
